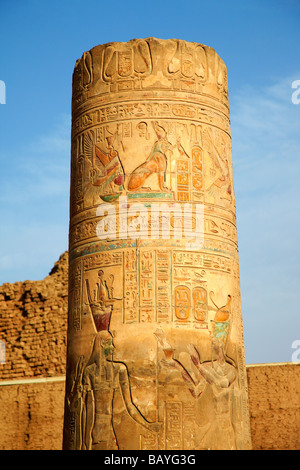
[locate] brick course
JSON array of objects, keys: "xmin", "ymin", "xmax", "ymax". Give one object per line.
[{"xmin": 0, "ymin": 252, "xmax": 68, "ymax": 380}]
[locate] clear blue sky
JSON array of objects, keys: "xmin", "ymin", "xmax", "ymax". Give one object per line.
[{"xmin": 0, "ymin": 0, "xmax": 300, "ymax": 364}]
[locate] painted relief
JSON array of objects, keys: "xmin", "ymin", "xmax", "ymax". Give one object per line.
[
  {"xmin": 124, "ymin": 249, "xmax": 138, "ymax": 324},
  {"xmin": 175, "ymin": 286, "xmax": 190, "ymax": 321},
  {"xmin": 67, "ymin": 321, "xmax": 160, "ymax": 450},
  {"xmin": 68, "ymin": 258, "xmax": 83, "ymax": 331},
  {"xmin": 84, "ymin": 130, "xmax": 125, "ymax": 202},
  {"xmin": 156, "ymin": 250, "xmax": 171, "ymax": 322},
  {"xmin": 177, "ymin": 42, "xmax": 206, "ymax": 79},
  {"xmin": 193, "ymin": 287, "xmax": 208, "ymax": 322},
  {"xmin": 65, "ymin": 38, "xmax": 252, "ymax": 451},
  {"xmin": 127, "ymin": 121, "xmax": 188, "ymax": 195},
  {"xmin": 176, "ymin": 159, "xmax": 190, "ymax": 201},
  {"xmin": 210, "ymin": 292, "xmax": 232, "ymax": 347},
  {"xmin": 85, "ymin": 270, "xmax": 115, "ymax": 332},
  {"xmin": 72, "ymin": 38, "xmax": 228, "ymax": 102},
  {"xmin": 103, "ymin": 39, "xmax": 152, "ymax": 85},
  {"xmin": 154, "ymin": 329, "xmax": 239, "ymax": 450},
  {"xmin": 127, "ymin": 122, "xmax": 171, "ymax": 192},
  {"xmin": 139, "ymin": 250, "xmax": 155, "ymax": 322},
  {"xmin": 204, "ymin": 128, "xmax": 233, "ymax": 207}
]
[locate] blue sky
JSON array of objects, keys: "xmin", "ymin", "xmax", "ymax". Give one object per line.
[{"xmin": 0, "ymin": 0, "xmax": 300, "ymax": 364}]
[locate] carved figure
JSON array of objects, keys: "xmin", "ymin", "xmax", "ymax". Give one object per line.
[
  {"xmin": 85, "ymin": 270, "xmax": 121, "ymax": 333},
  {"xmin": 78, "ymin": 330, "xmax": 160, "ymax": 449},
  {"xmin": 127, "ymin": 121, "xmax": 186, "ymax": 192},
  {"xmin": 212, "ymin": 293, "xmax": 231, "ymax": 322},
  {"xmin": 187, "ymin": 339, "xmax": 238, "ymax": 450},
  {"xmin": 84, "ymin": 131, "xmax": 125, "ymax": 201},
  {"xmin": 206, "ymin": 131, "xmax": 232, "ymax": 203},
  {"xmin": 157, "ymin": 329, "xmax": 238, "ymax": 450},
  {"xmin": 155, "ymin": 328, "xmax": 206, "ymax": 399},
  {"xmin": 210, "ymin": 292, "xmax": 231, "ymax": 345},
  {"xmin": 65, "ymin": 38, "xmax": 252, "ymax": 451},
  {"xmin": 85, "ymin": 276, "xmax": 112, "ymax": 333}
]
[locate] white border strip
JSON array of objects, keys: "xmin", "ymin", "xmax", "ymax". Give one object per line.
[
  {"xmin": 246, "ymin": 362, "xmax": 299, "ymax": 368},
  {"xmin": 0, "ymin": 375, "xmax": 66, "ymax": 387}
]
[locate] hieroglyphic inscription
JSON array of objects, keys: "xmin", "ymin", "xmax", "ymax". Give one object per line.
[
  {"xmin": 177, "ymin": 160, "xmax": 190, "ymax": 201},
  {"xmin": 69, "ymin": 245, "xmax": 234, "ymax": 327},
  {"xmin": 183, "ymin": 404, "xmax": 196, "ymax": 450},
  {"xmin": 72, "ymin": 101, "xmax": 230, "ymax": 138},
  {"xmin": 156, "ymin": 250, "xmax": 171, "ymax": 322},
  {"xmin": 193, "ymin": 287, "xmax": 208, "ymax": 322},
  {"xmin": 165, "ymin": 402, "xmax": 183, "ymax": 450},
  {"xmin": 173, "ymin": 250, "xmax": 232, "ymax": 274},
  {"xmin": 140, "ymin": 433, "xmax": 158, "ymax": 451},
  {"xmin": 72, "ymin": 39, "xmax": 230, "ymax": 103},
  {"xmin": 65, "ymin": 38, "xmax": 252, "ymax": 451},
  {"xmin": 69, "ymin": 210, "xmax": 237, "ymax": 253},
  {"xmin": 124, "ymin": 249, "xmax": 138, "ymax": 323},
  {"xmin": 83, "ymin": 251, "xmax": 123, "ymax": 270},
  {"xmin": 191, "ymin": 145, "xmax": 204, "ymax": 202},
  {"xmin": 173, "ymin": 285, "xmax": 209, "ymax": 325},
  {"xmin": 139, "ymin": 250, "xmax": 155, "ymax": 322},
  {"xmin": 69, "ymin": 259, "xmax": 83, "ymax": 331},
  {"xmin": 175, "ymin": 286, "xmax": 190, "ymax": 321},
  {"xmin": 124, "ymin": 248, "xmax": 173, "ymax": 324}
]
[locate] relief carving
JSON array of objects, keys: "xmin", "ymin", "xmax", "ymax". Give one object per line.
[
  {"xmin": 127, "ymin": 122, "xmax": 171, "ymax": 192},
  {"xmin": 103, "ymin": 39, "xmax": 152, "ymax": 84},
  {"xmin": 72, "ymin": 38, "xmax": 229, "ymax": 100},
  {"xmin": 84, "ymin": 130, "xmax": 125, "ymax": 202},
  {"xmin": 68, "ymin": 330, "xmax": 161, "ymax": 450},
  {"xmin": 155, "ymin": 329, "xmax": 239, "ymax": 450},
  {"xmin": 64, "ymin": 38, "xmax": 251, "ymax": 451},
  {"xmin": 127, "ymin": 121, "xmax": 188, "ymax": 194}
]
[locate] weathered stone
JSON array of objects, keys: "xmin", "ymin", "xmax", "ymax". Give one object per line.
[
  {"xmin": 0, "ymin": 252, "xmax": 68, "ymax": 380},
  {"xmin": 63, "ymin": 37, "xmax": 252, "ymax": 450}
]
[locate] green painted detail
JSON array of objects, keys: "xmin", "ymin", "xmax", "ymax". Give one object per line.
[{"xmin": 128, "ymin": 192, "xmax": 173, "ymax": 199}]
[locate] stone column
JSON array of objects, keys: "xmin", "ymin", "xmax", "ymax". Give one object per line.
[{"xmin": 63, "ymin": 38, "xmax": 252, "ymax": 451}]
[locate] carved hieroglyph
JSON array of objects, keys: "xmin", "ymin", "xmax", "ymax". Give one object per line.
[{"xmin": 63, "ymin": 38, "xmax": 252, "ymax": 450}]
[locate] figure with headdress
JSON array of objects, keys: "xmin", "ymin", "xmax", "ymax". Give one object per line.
[
  {"xmin": 205, "ymin": 130, "xmax": 232, "ymax": 204},
  {"xmin": 85, "ymin": 271, "xmax": 114, "ymax": 333},
  {"xmin": 186, "ymin": 339, "xmax": 238, "ymax": 450},
  {"xmin": 84, "ymin": 130, "xmax": 125, "ymax": 202},
  {"xmin": 71, "ymin": 281, "xmax": 161, "ymax": 450},
  {"xmin": 156, "ymin": 328, "xmax": 239, "ymax": 449},
  {"xmin": 210, "ymin": 292, "xmax": 231, "ymax": 348},
  {"xmin": 127, "ymin": 121, "xmax": 187, "ymax": 192}
]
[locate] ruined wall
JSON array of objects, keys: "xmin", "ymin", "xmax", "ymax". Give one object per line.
[
  {"xmin": 0, "ymin": 377, "xmax": 65, "ymax": 450},
  {"xmin": 0, "ymin": 252, "xmax": 68, "ymax": 380},
  {"xmin": 247, "ymin": 363, "xmax": 300, "ymax": 450},
  {"xmin": 0, "ymin": 253, "xmax": 299, "ymax": 450}
]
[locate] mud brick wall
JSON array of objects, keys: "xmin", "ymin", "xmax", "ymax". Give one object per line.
[
  {"xmin": 247, "ymin": 363, "xmax": 300, "ymax": 450},
  {"xmin": 0, "ymin": 378, "xmax": 65, "ymax": 450},
  {"xmin": 0, "ymin": 252, "xmax": 68, "ymax": 380}
]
